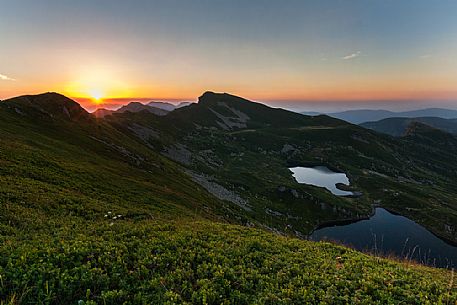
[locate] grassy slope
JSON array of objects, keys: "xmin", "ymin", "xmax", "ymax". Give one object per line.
[
  {"xmin": 0, "ymin": 93, "xmax": 456, "ymax": 304},
  {"xmin": 2, "ymin": 221, "xmax": 456, "ymax": 304},
  {"xmin": 116, "ymin": 92, "xmax": 457, "ymax": 243}
]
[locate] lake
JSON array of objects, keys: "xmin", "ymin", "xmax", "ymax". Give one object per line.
[
  {"xmin": 289, "ymin": 166, "xmax": 354, "ymax": 196},
  {"xmin": 311, "ymin": 208, "xmax": 457, "ymax": 268}
]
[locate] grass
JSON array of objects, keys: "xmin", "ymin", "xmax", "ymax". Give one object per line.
[
  {"xmin": 1, "ymin": 93, "xmax": 457, "ymax": 304},
  {"xmin": 1, "ymin": 221, "xmax": 456, "ymax": 304}
]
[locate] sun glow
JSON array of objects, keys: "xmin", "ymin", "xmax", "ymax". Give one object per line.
[
  {"xmin": 62, "ymin": 66, "xmax": 135, "ymax": 106},
  {"xmin": 89, "ymin": 88, "xmax": 105, "ymax": 103}
]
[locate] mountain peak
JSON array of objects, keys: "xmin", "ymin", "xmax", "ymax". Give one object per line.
[
  {"xmin": 197, "ymin": 91, "xmax": 253, "ymax": 107},
  {"xmin": 114, "ymin": 101, "xmax": 169, "ymax": 116},
  {"xmin": 405, "ymin": 121, "xmax": 438, "ymax": 135},
  {"xmin": 93, "ymin": 108, "xmax": 114, "ymax": 118},
  {"xmin": 147, "ymin": 101, "xmax": 176, "ymax": 111},
  {"xmin": 1, "ymin": 92, "xmax": 90, "ymax": 121},
  {"xmin": 403, "ymin": 121, "xmax": 457, "ymax": 148}
]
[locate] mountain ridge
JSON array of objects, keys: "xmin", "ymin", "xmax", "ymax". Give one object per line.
[
  {"xmin": 2, "ymin": 92, "xmax": 91, "ymax": 121},
  {"xmin": 302, "ymin": 107, "xmax": 457, "ymax": 124},
  {"xmin": 361, "ymin": 116, "xmax": 457, "ymax": 136}
]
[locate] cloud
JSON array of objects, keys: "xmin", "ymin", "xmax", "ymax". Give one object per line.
[
  {"xmin": 419, "ymin": 54, "xmax": 432, "ymax": 59},
  {"xmin": 0, "ymin": 73, "xmax": 16, "ymax": 81},
  {"xmin": 342, "ymin": 51, "xmax": 361, "ymax": 60}
]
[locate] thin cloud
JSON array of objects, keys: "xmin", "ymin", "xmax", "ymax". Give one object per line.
[
  {"xmin": 342, "ymin": 51, "xmax": 361, "ymax": 60},
  {"xmin": 419, "ymin": 54, "xmax": 432, "ymax": 59},
  {"xmin": 0, "ymin": 73, "xmax": 16, "ymax": 81}
]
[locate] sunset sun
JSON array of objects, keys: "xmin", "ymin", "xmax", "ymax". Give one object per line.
[{"xmin": 89, "ymin": 89, "xmax": 104, "ymax": 103}]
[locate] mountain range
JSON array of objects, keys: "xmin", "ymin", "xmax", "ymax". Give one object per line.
[
  {"xmin": 302, "ymin": 108, "xmax": 457, "ymax": 124},
  {"xmin": 3, "ymin": 91, "xmax": 457, "ymax": 242},
  {"xmin": 1, "ymin": 92, "xmax": 456, "ymax": 303},
  {"xmin": 93, "ymin": 100, "xmax": 192, "ymax": 118}
]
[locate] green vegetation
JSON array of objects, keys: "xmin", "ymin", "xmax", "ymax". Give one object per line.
[
  {"xmin": 113, "ymin": 92, "xmax": 457, "ymax": 243},
  {"xmin": 1, "ymin": 92, "xmax": 456, "ymax": 304},
  {"xmin": 2, "ymin": 222, "xmax": 456, "ymax": 304}
]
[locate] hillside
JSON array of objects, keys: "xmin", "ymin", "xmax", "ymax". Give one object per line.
[
  {"xmin": 107, "ymin": 91, "xmax": 457, "ymax": 243},
  {"xmin": 0, "ymin": 92, "xmax": 456, "ymax": 303},
  {"xmin": 2, "ymin": 221, "xmax": 456, "ymax": 304},
  {"xmin": 361, "ymin": 117, "xmax": 457, "ymax": 136}
]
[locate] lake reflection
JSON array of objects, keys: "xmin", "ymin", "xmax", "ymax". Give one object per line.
[
  {"xmin": 311, "ymin": 208, "xmax": 457, "ymax": 268},
  {"xmin": 290, "ymin": 166, "xmax": 353, "ymax": 196}
]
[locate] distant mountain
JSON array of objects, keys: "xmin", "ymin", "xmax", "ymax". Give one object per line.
[
  {"xmin": 327, "ymin": 110, "xmax": 395, "ymax": 124},
  {"xmin": 117, "ymin": 102, "xmax": 169, "ymax": 116},
  {"xmin": 176, "ymin": 101, "xmax": 193, "ymax": 108},
  {"xmin": 361, "ymin": 117, "xmax": 457, "ymax": 136},
  {"xmin": 92, "ymin": 102, "xmax": 169, "ymax": 118},
  {"xmin": 400, "ymin": 108, "xmax": 457, "ymax": 119},
  {"xmin": 93, "ymin": 101, "xmax": 192, "ymax": 118},
  {"xmin": 147, "ymin": 101, "xmax": 193, "ymax": 111},
  {"xmin": 302, "ymin": 108, "xmax": 457, "ymax": 124},
  {"xmin": 93, "ymin": 108, "xmax": 114, "ymax": 118},
  {"xmin": 147, "ymin": 101, "xmax": 176, "ymax": 111}
]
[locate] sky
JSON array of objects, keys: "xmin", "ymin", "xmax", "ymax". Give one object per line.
[{"xmin": 1, "ymin": 0, "xmax": 457, "ymax": 112}]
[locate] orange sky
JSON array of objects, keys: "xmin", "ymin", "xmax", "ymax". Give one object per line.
[{"xmin": 1, "ymin": 1, "xmax": 457, "ymax": 112}]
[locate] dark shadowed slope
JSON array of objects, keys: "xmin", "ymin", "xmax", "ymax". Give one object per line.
[{"xmin": 361, "ymin": 116, "xmax": 457, "ymax": 136}]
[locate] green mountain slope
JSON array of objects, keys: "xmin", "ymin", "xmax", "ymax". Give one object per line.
[
  {"xmin": 108, "ymin": 92, "xmax": 457, "ymax": 243},
  {"xmin": 0, "ymin": 93, "xmax": 239, "ymax": 234},
  {"xmin": 0, "ymin": 92, "xmax": 456, "ymax": 304},
  {"xmin": 2, "ymin": 221, "xmax": 456, "ymax": 304}
]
